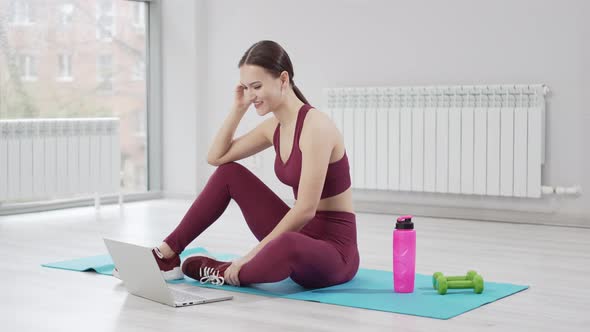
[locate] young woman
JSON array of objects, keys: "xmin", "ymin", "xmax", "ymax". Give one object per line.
[{"xmin": 149, "ymin": 40, "xmax": 358, "ymax": 289}]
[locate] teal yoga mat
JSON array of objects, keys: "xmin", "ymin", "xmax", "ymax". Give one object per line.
[
  {"xmin": 42, "ymin": 247, "xmax": 210, "ymax": 275},
  {"xmin": 42, "ymin": 247, "xmax": 528, "ymax": 319},
  {"xmin": 283, "ymin": 269, "xmax": 528, "ymax": 319}
]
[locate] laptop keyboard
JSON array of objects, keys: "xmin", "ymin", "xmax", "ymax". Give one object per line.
[{"xmin": 171, "ymin": 289, "xmax": 206, "ymax": 303}]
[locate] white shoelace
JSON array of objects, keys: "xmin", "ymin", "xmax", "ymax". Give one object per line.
[
  {"xmin": 153, "ymin": 247, "xmax": 165, "ymax": 259},
  {"xmin": 199, "ymin": 266, "xmax": 225, "ymax": 286}
]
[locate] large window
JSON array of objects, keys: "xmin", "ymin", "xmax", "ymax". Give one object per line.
[{"xmin": 0, "ymin": 0, "xmax": 149, "ymax": 194}]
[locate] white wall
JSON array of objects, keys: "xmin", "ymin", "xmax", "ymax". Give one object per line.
[
  {"xmin": 161, "ymin": 0, "xmax": 590, "ymax": 225},
  {"xmin": 160, "ymin": 0, "xmax": 199, "ymax": 196}
]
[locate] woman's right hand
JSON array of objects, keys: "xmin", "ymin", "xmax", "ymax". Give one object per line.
[{"xmin": 233, "ymin": 84, "xmax": 252, "ymax": 113}]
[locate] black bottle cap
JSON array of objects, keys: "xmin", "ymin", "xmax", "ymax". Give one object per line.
[{"xmin": 396, "ymin": 215, "xmax": 414, "ymax": 230}]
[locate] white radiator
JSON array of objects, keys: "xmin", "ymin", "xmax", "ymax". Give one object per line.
[
  {"xmin": 324, "ymin": 84, "xmax": 547, "ymax": 198},
  {"xmin": 0, "ymin": 118, "xmax": 121, "ymax": 204}
]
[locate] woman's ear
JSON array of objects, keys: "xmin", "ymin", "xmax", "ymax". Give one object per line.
[{"xmin": 280, "ymin": 71, "xmax": 290, "ymax": 90}]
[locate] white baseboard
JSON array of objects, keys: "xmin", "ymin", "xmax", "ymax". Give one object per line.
[
  {"xmin": 0, "ymin": 191, "xmax": 163, "ymax": 216},
  {"xmin": 162, "ymin": 192, "xmax": 197, "ymax": 200},
  {"xmin": 162, "ymin": 189, "xmax": 589, "ymax": 228},
  {"xmin": 350, "ymin": 199, "xmax": 588, "ymax": 228},
  {"xmin": 284, "ymin": 190, "xmax": 589, "ymax": 228}
]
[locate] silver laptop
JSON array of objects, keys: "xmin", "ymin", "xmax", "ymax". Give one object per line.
[{"xmin": 104, "ymin": 238, "xmax": 233, "ymax": 307}]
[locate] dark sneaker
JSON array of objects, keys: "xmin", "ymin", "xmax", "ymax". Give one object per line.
[
  {"xmin": 112, "ymin": 247, "xmax": 183, "ymax": 281},
  {"xmin": 181, "ymin": 254, "xmax": 231, "ymax": 285}
]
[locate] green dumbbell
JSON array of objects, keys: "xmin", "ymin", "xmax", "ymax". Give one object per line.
[
  {"xmin": 435, "ymin": 273, "xmax": 484, "ymax": 295},
  {"xmin": 432, "ymin": 270, "xmax": 478, "ymax": 289}
]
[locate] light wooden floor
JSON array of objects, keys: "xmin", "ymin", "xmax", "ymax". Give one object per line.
[{"xmin": 1, "ymin": 198, "xmax": 589, "ymax": 331}]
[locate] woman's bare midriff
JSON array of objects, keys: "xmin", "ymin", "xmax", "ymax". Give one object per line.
[
  {"xmin": 316, "ymin": 187, "xmax": 354, "ymax": 213},
  {"xmin": 294, "ymin": 187, "xmax": 354, "ymax": 213}
]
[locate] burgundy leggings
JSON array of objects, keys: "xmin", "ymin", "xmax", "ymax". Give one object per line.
[{"xmin": 164, "ymin": 162, "xmax": 359, "ymax": 289}]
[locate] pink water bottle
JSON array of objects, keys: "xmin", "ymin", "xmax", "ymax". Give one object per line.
[{"xmin": 393, "ymin": 215, "xmax": 416, "ymax": 293}]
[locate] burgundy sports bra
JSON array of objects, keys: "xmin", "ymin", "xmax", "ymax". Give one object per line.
[{"xmin": 273, "ymin": 104, "xmax": 351, "ymax": 199}]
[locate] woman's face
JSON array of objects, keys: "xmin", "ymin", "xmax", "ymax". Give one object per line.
[{"xmin": 239, "ymin": 64, "xmax": 287, "ymax": 115}]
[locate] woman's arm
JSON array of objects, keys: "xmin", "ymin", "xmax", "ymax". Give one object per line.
[
  {"xmin": 207, "ymin": 85, "xmax": 275, "ymax": 166},
  {"xmin": 224, "ymin": 204, "xmax": 313, "ymax": 286},
  {"xmin": 245, "ymin": 111, "xmax": 336, "ymax": 260},
  {"xmin": 243, "ymin": 205, "xmax": 314, "ymax": 261},
  {"xmin": 207, "ymin": 107, "xmax": 248, "ymax": 164},
  {"xmin": 224, "ymin": 110, "xmax": 336, "ymax": 286}
]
